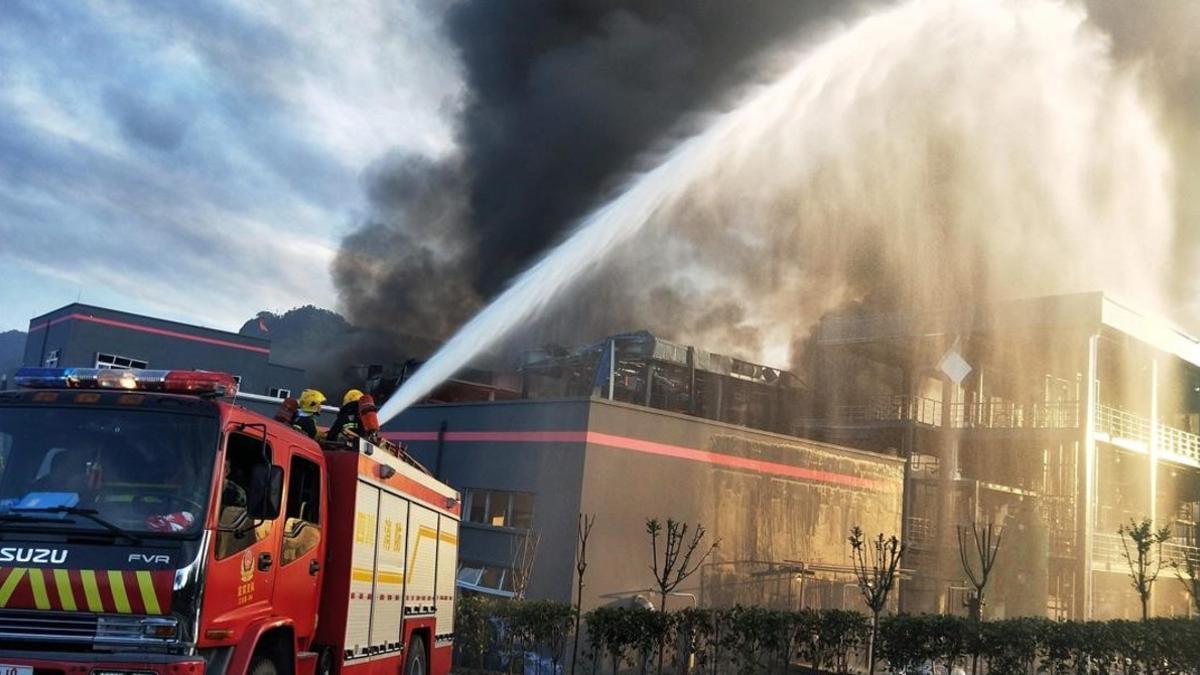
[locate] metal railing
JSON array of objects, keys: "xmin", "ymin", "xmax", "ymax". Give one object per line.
[
  {"xmin": 952, "ymin": 401, "xmax": 1079, "ymax": 429},
  {"xmin": 1094, "ymin": 404, "xmax": 1200, "ymax": 466},
  {"xmin": 833, "ymin": 396, "xmax": 1081, "ymax": 430},
  {"xmin": 1049, "ymin": 528, "xmax": 1076, "ymax": 557},
  {"xmin": 1092, "ymin": 532, "xmax": 1127, "ymax": 569},
  {"xmin": 908, "ymin": 453, "xmax": 940, "ymax": 477},
  {"xmin": 1157, "ymin": 424, "xmax": 1200, "ymax": 465},
  {"xmin": 905, "ymin": 517, "xmax": 935, "ymax": 547},
  {"xmin": 835, "ymin": 395, "xmax": 942, "ymax": 426},
  {"xmin": 1094, "ymin": 404, "xmax": 1152, "ymax": 445},
  {"xmin": 1092, "ymin": 531, "xmax": 1200, "ymax": 570}
]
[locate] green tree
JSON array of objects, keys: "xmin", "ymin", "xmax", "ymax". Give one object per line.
[
  {"xmin": 848, "ymin": 526, "xmax": 905, "ymax": 675},
  {"xmin": 571, "ymin": 513, "xmax": 596, "ymax": 675},
  {"xmin": 956, "ymin": 521, "xmax": 1003, "ymax": 623},
  {"xmin": 1118, "ymin": 517, "xmax": 1172, "ymax": 621},
  {"xmin": 646, "ymin": 518, "xmax": 719, "ymax": 674}
]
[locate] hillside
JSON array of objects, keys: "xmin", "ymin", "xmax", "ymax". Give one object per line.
[
  {"xmin": 239, "ymin": 306, "xmax": 439, "ymax": 395},
  {"xmin": 0, "ymin": 330, "xmax": 27, "ymax": 387}
]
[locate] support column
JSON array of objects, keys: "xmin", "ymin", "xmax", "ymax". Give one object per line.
[
  {"xmin": 1148, "ymin": 357, "xmax": 1159, "ymax": 615},
  {"xmin": 1149, "ymin": 358, "xmax": 1159, "ymax": 524},
  {"xmin": 1081, "ymin": 333, "xmax": 1100, "ymax": 620},
  {"xmin": 938, "ymin": 371, "xmax": 961, "ymax": 614}
]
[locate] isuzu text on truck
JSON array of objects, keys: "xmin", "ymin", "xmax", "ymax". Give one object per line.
[{"xmin": 0, "ymin": 368, "xmax": 460, "ymax": 675}]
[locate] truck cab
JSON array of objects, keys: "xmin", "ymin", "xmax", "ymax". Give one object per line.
[{"xmin": 0, "ymin": 368, "xmax": 454, "ymax": 675}]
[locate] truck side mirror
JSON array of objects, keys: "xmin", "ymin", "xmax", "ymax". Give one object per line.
[{"xmin": 247, "ymin": 464, "xmax": 284, "ymax": 520}]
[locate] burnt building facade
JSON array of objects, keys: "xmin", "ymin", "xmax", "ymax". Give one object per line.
[
  {"xmin": 804, "ymin": 292, "xmax": 1200, "ymax": 620},
  {"xmin": 384, "ymin": 398, "xmax": 904, "ymax": 611},
  {"xmin": 520, "ymin": 331, "xmax": 805, "ymax": 435}
]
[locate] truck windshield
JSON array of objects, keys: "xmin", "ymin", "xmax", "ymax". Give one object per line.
[{"xmin": 0, "ymin": 406, "xmax": 219, "ymax": 536}]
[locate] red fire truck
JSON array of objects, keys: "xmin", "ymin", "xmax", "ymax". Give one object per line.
[{"xmin": 0, "ymin": 368, "xmax": 460, "ymax": 675}]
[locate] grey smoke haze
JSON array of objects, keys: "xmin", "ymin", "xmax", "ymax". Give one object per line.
[{"xmin": 334, "ymin": 0, "xmax": 1200, "ymax": 371}]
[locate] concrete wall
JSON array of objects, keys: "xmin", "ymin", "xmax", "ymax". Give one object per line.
[
  {"xmin": 386, "ymin": 398, "xmax": 905, "ymax": 611},
  {"xmin": 580, "ymin": 401, "xmax": 905, "ymax": 610},
  {"xmin": 386, "ymin": 400, "xmax": 592, "ymax": 602}
]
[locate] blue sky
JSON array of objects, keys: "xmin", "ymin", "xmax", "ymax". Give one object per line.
[{"xmin": 0, "ymin": 0, "xmax": 462, "ymax": 332}]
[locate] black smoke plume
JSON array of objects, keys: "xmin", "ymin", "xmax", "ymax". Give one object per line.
[{"xmin": 333, "ymin": 1, "xmax": 849, "ymax": 357}]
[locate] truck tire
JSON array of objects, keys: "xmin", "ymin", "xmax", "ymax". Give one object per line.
[
  {"xmin": 314, "ymin": 648, "xmax": 333, "ymax": 675},
  {"xmin": 249, "ymin": 655, "xmax": 279, "ymax": 675},
  {"xmin": 403, "ymin": 635, "xmax": 427, "ymax": 675}
]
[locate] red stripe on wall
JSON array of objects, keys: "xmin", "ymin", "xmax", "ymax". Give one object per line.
[
  {"xmin": 386, "ymin": 430, "xmax": 589, "ymax": 443},
  {"xmin": 386, "ymin": 431, "xmax": 439, "ymax": 442},
  {"xmin": 585, "ymin": 431, "xmax": 880, "ymax": 490},
  {"xmin": 28, "ymin": 313, "xmax": 270, "ymax": 354},
  {"xmin": 383, "ymin": 429, "xmax": 883, "ymax": 491}
]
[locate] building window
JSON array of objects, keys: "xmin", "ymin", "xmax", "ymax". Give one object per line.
[
  {"xmin": 95, "ymin": 352, "xmax": 148, "ymax": 370},
  {"xmin": 463, "ymin": 488, "xmax": 534, "ymax": 529},
  {"xmin": 44, "ymin": 349, "xmax": 60, "ymax": 367},
  {"xmin": 268, "ymin": 387, "xmax": 291, "ymax": 399},
  {"xmin": 281, "ymin": 456, "xmax": 322, "ymax": 566},
  {"xmin": 215, "ymin": 432, "xmax": 275, "ymax": 559},
  {"xmin": 457, "ymin": 560, "xmax": 514, "ymax": 593}
]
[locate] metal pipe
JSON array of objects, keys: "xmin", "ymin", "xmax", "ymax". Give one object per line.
[
  {"xmin": 435, "ymin": 420, "xmax": 448, "ymax": 480},
  {"xmin": 235, "ymin": 391, "xmax": 338, "ymax": 413},
  {"xmin": 607, "ymin": 338, "xmax": 616, "ymax": 400},
  {"xmin": 687, "ymin": 346, "xmax": 697, "ymax": 414}
]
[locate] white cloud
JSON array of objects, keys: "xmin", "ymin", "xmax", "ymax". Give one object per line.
[{"xmin": 0, "ymin": 0, "xmax": 462, "ymax": 332}]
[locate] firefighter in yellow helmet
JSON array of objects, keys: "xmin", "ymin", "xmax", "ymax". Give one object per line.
[
  {"xmin": 293, "ymin": 389, "xmax": 326, "ymax": 439},
  {"xmin": 327, "ymin": 389, "xmax": 364, "ymax": 443}
]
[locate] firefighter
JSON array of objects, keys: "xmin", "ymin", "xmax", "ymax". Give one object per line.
[
  {"xmin": 221, "ymin": 459, "xmax": 247, "ymax": 508},
  {"xmin": 30, "ymin": 449, "xmax": 88, "ymax": 494},
  {"xmin": 293, "ymin": 389, "xmax": 326, "ymax": 439},
  {"xmin": 327, "ymin": 389, "xmax": 364, "ymax": 442}
]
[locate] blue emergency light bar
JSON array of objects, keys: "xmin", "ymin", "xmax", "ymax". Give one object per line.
[{"xmin": 14, "ymin": 367, "xmax": 239, "ymax": 397}]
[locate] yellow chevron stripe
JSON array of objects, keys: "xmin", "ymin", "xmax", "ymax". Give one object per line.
[
  {"xmin": 351, "ymin": 567, "xmax": 405, "ymax": 584},
  {"xmin": 27, "ymin": 568, "xmax": 50, "ymax": 610},
  {"xmin": 53, "ymin": 569, "xmax": 77, "ymax": 611},
  {"xmin": 108, "ymin": 570, "xmax": 131, "ymax": 613},
  {"xmin": 377, "ymin": 570, "xmax": 405, "ymax": 585},
  {"xmin": 0, "ymin": 568, "xmax": 27, "ymax": 606},
  {"xmin": 136, "ymin": 571, "xmax": 161, "ymax": 615},
  {"xmin": 407, "ymin": 525, "xmax": 456, "ymax": 572},
  {"xmin": 80, "ymin": 570, "xmax": 103, "ymax": 612}
]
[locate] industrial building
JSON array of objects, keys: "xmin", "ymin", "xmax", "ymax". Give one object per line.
[
  {"xmin": 22, "ymin": 303, "xmax": 306, "ymax": 397},
  {"xmin": 384, "ymin": 333, "xmax": 905, "ymax": 611},
  {"xmin": 803, "ymin": 292, "xmax": 1200, "ymax": 620}
]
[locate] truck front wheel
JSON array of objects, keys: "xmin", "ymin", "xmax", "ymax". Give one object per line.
[
  {"xmin": 249, "ymin": 654, "xmax": 279, "ymax": 675},
  {"xmin": 403, "ymin": 635, "xmax": 427, "ymax": 675}
]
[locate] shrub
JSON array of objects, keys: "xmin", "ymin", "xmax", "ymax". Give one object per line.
[{"xmin": 463, "ymin": 600, "xmax": 1200, "ymax": 674}]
